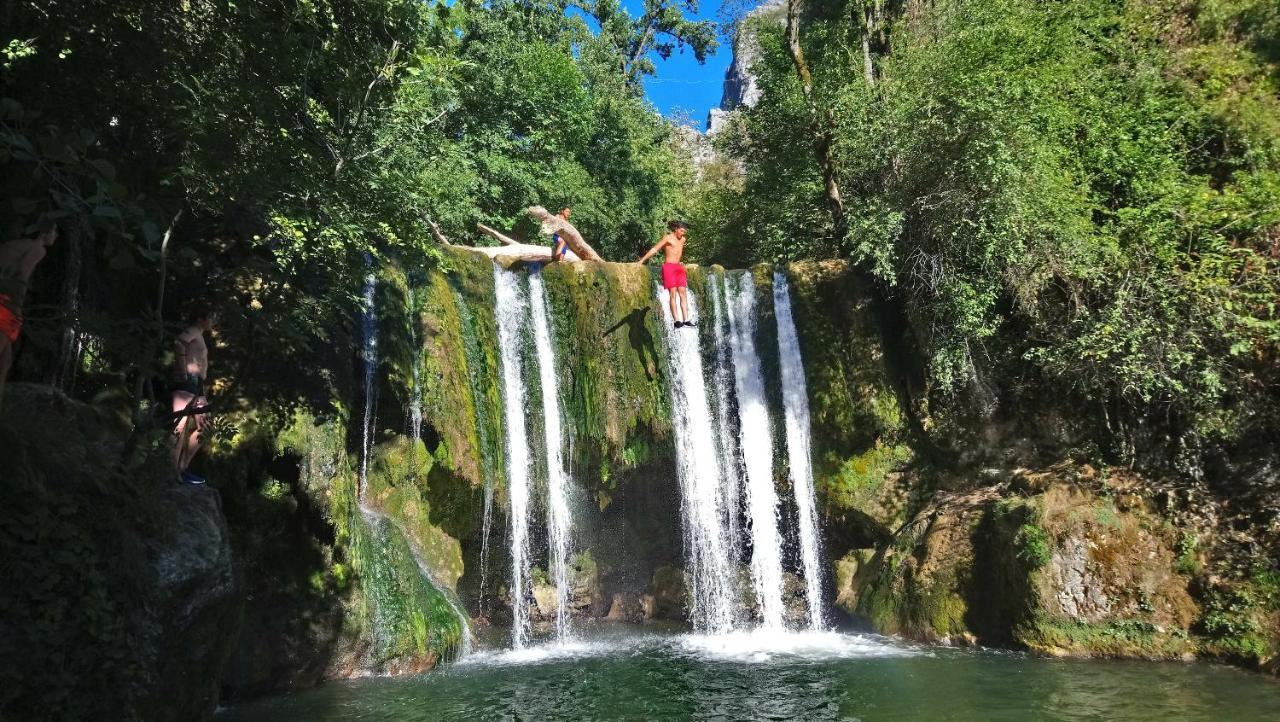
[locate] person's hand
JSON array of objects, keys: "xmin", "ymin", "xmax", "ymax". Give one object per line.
[{"xmin": 194, "ymin": 396, "xmax": 209, "ymax": 428}]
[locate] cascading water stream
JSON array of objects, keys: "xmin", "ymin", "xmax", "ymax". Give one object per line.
[
  {"xmin": 453, "ymin": 286, "xmax": 498, "ymax": 616},
  {"xmin": 357, "ymin": 262, "xmax": 471, "ymax": 658},
  {"xmin": 724, "ymin": 271, "xmax": 786, "ymax": 630},
  {"xmin": 707, "ymin": 273, "xmax": 743, "ymax": 575},
  {"xmin": 406, "ymin": 286, "xmax": 423, "ymax": 451},
  {"xmin": 656, "ymin": 282, "xmax": 737, "ymax": 634},
  {"xmin": 358, "ymin": 262, "xmax": 378, "ymax": 499},
  {"xmin": 528, "ymin": 271, "xmax": 574, "ymax": 640},
  {"xmin": 494, "ymin": 266, "xmax": 535, "ymax": 648},
  {"xmin": 773, "ymin": 271, "xmax": 825, "ymax": 629}
]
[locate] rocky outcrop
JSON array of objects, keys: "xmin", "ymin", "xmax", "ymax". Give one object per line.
[
  {"xmin": 711, "ymin": 0, "xmax": 787, "ymax": 132},
  {"xmin": 140, "ymin": 485, "xmax": 241, "ymax": 720},
  {"xmin": 842, "ymin": 464, "xmax": 1278, "ymax": 670},
  {"xmin": 0, "ymin": 384, "xmax": 241, "ymax": 721}
]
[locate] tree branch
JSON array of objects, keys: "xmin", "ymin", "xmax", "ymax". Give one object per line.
[{"xmin": 477, "ymin": 223, "xmax": 520, "ymax": 246}]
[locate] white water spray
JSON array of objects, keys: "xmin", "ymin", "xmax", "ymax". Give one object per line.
[
  {"xmin": 657, "ymin": 283, "xmax": 738, "ymax": 634},
  {"xmin": 529, "ymin": 271, "xmax": 574, "ymax": 640},
  {"xmin": 773, "ymin": 271, "xmax": 825, "ymax": 629},
  {"xmin": 494, "ymin": 266, "xmax": 534, "ymax": 648},
  {"xmin": 725, "ymin": 272, "xmax": 786, "ymax": 630}
]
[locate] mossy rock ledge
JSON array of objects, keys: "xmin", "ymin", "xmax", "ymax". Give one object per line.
[{"xmin": 842, "ymin": 464, "xmax": 1278, "ymax": 671}]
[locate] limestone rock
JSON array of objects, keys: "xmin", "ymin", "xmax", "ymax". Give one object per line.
[
  {"xmin": 0, "ymin": 385, "xmax": 241, "ymax": 722},
  {"xmin": 853, "ymin": 470, "xmax": 1202, "ymax": 659}
]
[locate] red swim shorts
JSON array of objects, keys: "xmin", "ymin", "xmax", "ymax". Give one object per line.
[
  {"xmin": 661, "ymin": 263, "xmax": 687, "ymax": 290},
  {"xmin": 0, "ymin": 294, "xmax": 20, "ymax": 343}
]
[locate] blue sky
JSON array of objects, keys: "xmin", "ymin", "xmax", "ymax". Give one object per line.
[{"xmin": 621, "ymin": 0, "xmax": 737, "ymax": 131}]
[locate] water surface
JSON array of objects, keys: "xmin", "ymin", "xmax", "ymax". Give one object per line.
[{"xmin": 221, "ymin": 625, "xmax": 1280, "ymax": 721}]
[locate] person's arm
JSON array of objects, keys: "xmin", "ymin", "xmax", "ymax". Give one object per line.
[{"xmin": 637, "ymin": 239, "xmax": 667, "ymax": 264}]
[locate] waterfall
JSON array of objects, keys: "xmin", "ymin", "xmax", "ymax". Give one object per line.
[
  {"xmin": 356, "ymin": 262, "xmax": 471, "ymax": 660},
  {"xmin": 724, "ymin": 271, "xmax": 786, "ymax": 630},
  {"xmin": 707, "ymin": 273, "xmax": 743, "ymax": 575},
  {"xmin": 528, "ymin": 271, "xmax": 575, "ymax": 639},
  {"xmin": 493, "ymin": 266, "xmax": 534, "ymax": 648},
  {"xmin": 773, "ymin": 271, "xmax": 825, "ymax": 629},
  {"xmin": 358, "ymin": 262, "xmax": 378, "ymax": 500},
  {"xmin": 406, "ymin": 285, "xmax": 423, "ymax": 451},
  {"xmin": 454, "ymin": 286, "xmax": 498, "ymax": 617},
  {"xmin": 656, "ymin": 282, "xmax": 738, "ymax": 634}
]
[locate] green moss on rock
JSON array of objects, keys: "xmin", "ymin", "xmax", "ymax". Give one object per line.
[{"xmin": 539, "ymin": 260, "xmax": 672, "ymax": 487}]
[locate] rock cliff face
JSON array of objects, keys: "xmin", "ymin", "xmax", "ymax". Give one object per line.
[
  {"xmin": 238, "ymin": 248, "xmax": 1274, "ymax": 680},
  {"xmin": 710, "ymin": 0, "xmax": 786, "ymax": 133}
]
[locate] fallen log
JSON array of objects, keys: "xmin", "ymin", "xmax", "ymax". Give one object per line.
[
  {"xmin": 526, "ymin": 206, "xmax": 604, "ymax": 261},
  {"xmin": 449, "ymin": 243, "xmax": 579, "ymax": 263}
]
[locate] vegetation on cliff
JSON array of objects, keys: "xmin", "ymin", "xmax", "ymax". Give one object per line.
[{"xmin": 697, "ymin": 0, "xmax": 1280, "ymax": 460}]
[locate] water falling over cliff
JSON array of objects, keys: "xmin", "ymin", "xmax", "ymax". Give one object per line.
[
  {"xmin": 358, "ymin": 263, "xmax": 378, "ymax": 499},
  {"xmin": 656, "ymin": 282, "xmax": 738, "ymax": 633},
  {"xmin": 773, "ymin": 271, "xmax": 825, "ymax": 629},
  {"xmin": 724, "ymin": 271, "xmax": 786, "ymax": 630},
  {"xmin": 706, "ymin": 273, "xmax": 743, "ymax": 581},
  {"xmin": 528, "ymin": 271, "xmax": 575, "ymax": 640},
  {"xmin": 493, "ymin": 266, "xmax": 535, "ymax": 649}
]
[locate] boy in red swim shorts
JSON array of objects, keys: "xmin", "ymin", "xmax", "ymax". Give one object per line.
[
  {"xmin": 638, "ymin": 220, "xmax": 693, "ymax": 328},
  {"xmin": 0, "ymin": 222, "xmax": 57, "ymax": 409}
]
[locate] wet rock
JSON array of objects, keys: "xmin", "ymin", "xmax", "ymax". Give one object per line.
[
  {"xmin": 605, "ymin": 592, "xmax": 647, "ymax": 623},
  {"xmin": 650, "ymin": 566, "xmax": 689, "ymax": 621}
]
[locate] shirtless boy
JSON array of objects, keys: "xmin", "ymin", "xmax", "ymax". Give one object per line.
[
  {"xmin": 173, "ymin": 307, "xmax": 216, "ymax": 483},
  {"xmin": 638, "ymin": 220, "xmax": 693, "ymax": 328}
]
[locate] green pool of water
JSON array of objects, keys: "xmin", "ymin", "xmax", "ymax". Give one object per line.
[{"xmin": 220, "ymin": 625, "xmax": 1280, "ymax": 721}]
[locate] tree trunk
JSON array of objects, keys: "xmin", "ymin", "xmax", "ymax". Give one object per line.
[
  {"xmin": 132, "ymin": 210, "xmax": 184, "ymax": 407},
  {"xmin": 51, "ymin": 212, "xmax": 87, "ymax": 390},
  {"xmin": 476, "ymin": 223, "xmax": 520, "ymax": 246},
  {"xmin": 447, "ymin": 243, "xmax": 572, "ymax": 263},
  {"xmin": 861, "ymin": 5, "xmax": 876, "ymax": 86},
  {"xmin": 785, "ymin": 0, "xmax": 848, "ymax": 244}
]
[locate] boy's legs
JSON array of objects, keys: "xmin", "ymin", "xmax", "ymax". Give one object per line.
[
  {"xmin": 669, "ymin": 289, "xmax": 680, "ymax": 322},
  {"xmin": 172, "ymin": 390, "xmax": 203, "ymax": 473},
  {"xmin": 677, "ymin": 287, "xmax": 690, "ymax": 323}
]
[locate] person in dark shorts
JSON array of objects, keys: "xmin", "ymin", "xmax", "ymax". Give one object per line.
[
  {"xmin": 549, "ymin": 206, "xmax": 572, "ymax": 262},
  {"xmin": 172, "ymin": 306, "xmax": 216, "ymax": 483},
  {"xmin": 638, "ymin": 220, "xmax": 692, "ymax": 328}
]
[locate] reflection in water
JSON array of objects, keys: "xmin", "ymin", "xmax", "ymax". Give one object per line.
[{"xmin": 221, "ymin": 627, "xmax": 1280, "ymax": 722}]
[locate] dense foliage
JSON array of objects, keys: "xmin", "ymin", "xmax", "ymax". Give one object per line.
[
  {"xmin": 698, "ymin": 0, "xmax": 1280, "ymax": 459},
  {"xmin": 1, "ymin": 0, "xmax": 712, "ymax": 415}
]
